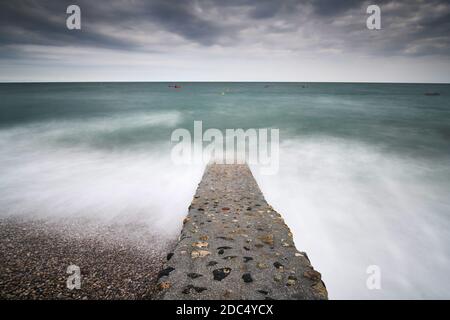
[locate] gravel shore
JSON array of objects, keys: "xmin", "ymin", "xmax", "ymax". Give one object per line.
[{"xmin": 0, "ymin": 217, "xmax": 174, "ymax": 300}]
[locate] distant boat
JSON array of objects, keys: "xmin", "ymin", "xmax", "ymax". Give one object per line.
[
  {"xmin": 424, "ymin": 92, "xmax": 440, "ymax": 96},
  {"xmin": 168, "ymin": 84, "xmax": 182, "ymax": 89}
]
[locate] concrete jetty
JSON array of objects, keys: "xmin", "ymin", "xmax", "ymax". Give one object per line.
[{"xmin": 155, "ymin": 164, "xmax": 327, "ymax": 300}]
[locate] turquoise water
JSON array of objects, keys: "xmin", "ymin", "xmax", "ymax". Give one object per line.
[
  {"xmin": 0, "ymin": 82, "xmax": 449, "ymax": 298},
  {"xmin": 1, "ymin": 83, "xmax": 449, "ymax": 156}
]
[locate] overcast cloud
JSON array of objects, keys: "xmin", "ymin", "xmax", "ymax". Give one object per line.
[{"xmin": 0, "ymin": 0, "xmax": 449, "ymax": 82}]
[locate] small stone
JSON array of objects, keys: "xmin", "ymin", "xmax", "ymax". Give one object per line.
[
  {"xmin": 213, "ymin": 268, "xmax": 232, "ymax": 281},
  {"xmin": 242, "ymin": 273, "xmax": 253, "ymax": 283},
  {"xmin": 187, "ymin": 273, "xmax": 203, "ymax": 279},
  {"xmin": 199, "ymin": 235, "xmax": 209, "ymax": 241},
  {"xmin": 222, "ymin": 207, "xmax": 230, "ymax": 211},
  {"xmin": 286, "ymin": 276, "xmax": 297, "ymax": 286},
  {"xmin": 303, "ymin": 269, "xmax": 322, "ymax": 282},
  {"xmin": 273, "ymin": 261, "xmax": 284, "ymax": 269},
  {"xmin": 191, "ymin": 250, "xmax": 211, "ymax": 258},
  {"xmin": 257, "ymin": 262, "xmax": 268, "ymax": 269},
  {"xmin": 157, "ymin": 281, "xmax": 171, "ymax": 290},
  {"xmin": 294, "ymin": 252, "xmax": 304, "ymax": 257},
  {"xmin": 192, "ymin": 241, "xmax": 209, "ymax": 248},
  {"xmin": 182, "ymin": 285, "xmax": 207, "ymax": 294},
  {"xmin": 158, "ymin": 267, "xmax": 175, "ymax": 279},
  {"xmin": 243, "ymin": 256, "xmax": 253, "ymax": 263},
  {"xmin": 259, "ymin": 234, "xmax": 274, "ymax": 245},
  {"xmin": 274, "ymin": 275, "xmax": 282, "ymax": 282},
  {"xmin": 223, "ymin": 256, "xmax": 237, "ymax": 260},
  {"xmin": 207, "ymin": 261, "xmax": 218, "ymax": 266},
  {"xmin": 312, "ymin": 281, "xmax": 328, "ymax": 299}
]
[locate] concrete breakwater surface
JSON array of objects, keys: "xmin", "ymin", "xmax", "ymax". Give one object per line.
[{"xmin": 156, "ymin": 164, "xmax": 327, "ymax": 300}]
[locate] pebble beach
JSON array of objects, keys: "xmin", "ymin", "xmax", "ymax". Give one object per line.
[{"xmin": 0, "ymin": 217, "xmax": 173, "ymax": 299}]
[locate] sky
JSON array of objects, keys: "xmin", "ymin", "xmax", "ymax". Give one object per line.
[{"xmin": 0, "ymin": 0, "xmax": 449, "ymax": 82}]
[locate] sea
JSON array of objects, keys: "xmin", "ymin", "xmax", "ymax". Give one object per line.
[{"xmin": 0, "ymin": 82, "xmax": 449, "ymax": 299}]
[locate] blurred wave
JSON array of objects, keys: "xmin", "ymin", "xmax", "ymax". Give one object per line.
[{"xmin": 252, "ymin": 138, "xmax": 450, "ymax": 299}]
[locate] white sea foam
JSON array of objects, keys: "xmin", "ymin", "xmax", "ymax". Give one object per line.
[
  {"xmin": 0, "ymin": 111, "xmax": 203, "ymax": 238},
  {"xmin": 0, "ymin": 110, "xmax": 182, "ymax": 138},
  {"xmin": 252, "ymin": 138, "xmax": 450, "ymax": 299}
]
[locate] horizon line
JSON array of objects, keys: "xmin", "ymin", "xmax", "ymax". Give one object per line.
[{"xmin": 1, "ymin": 80, "xmax": 449, "ymax": 85}]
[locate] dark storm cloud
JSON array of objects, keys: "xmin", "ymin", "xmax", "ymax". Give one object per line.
[
  {"xmin": 385, "ymin": 2, "xmax": 450, "ymax": 56},
  {"xmin": 0, "ymin": 1, "xmax": 138, "ymax": 49},
  {"xmin": 304, "ymin": 0, "xmax": 450, "ymax": 57},
  {"xmin": 144, "ymin": 1, "xmax": 223, "ymax": 45},
  {"xmin": 0, "ymin": 0, "xmax": 226, "ymax": 48},
  {"xmin": 0, "ymin": 0, "xmax": 449, "ymax": 57},
  {"xmin": 307, "ymin": 0, "xmax": 365, "ymax": 16}
]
